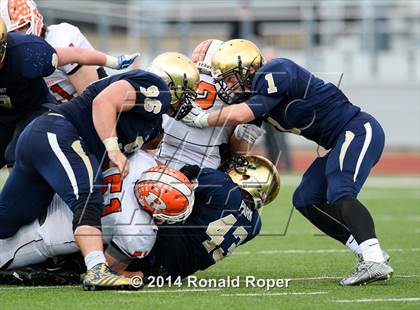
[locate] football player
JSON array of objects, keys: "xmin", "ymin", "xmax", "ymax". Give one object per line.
[
  {"xmin": 0, "ymin": 0, "xmax": 106, "ymax": 103},
  {"xmin": 181, "ymin": 39, "xmax": 393, "ymax": 286},
  {"xmin": 0, "ymin": 52, "xmax": 199, "ymax": 290},
  {"xmin": 158, "ymin": 39, "xmax": 265, "ymax": 169},
  {"xmin": 0, "ymin": 17, "xmax": 138, "ymax": 168},
  {"xmin": 0, "ymin": 150, "xmax": 194, "ymax": 284},
  {"xmin": 0, "ymin": 155, "xmax": 280, "ymax": 285},
  {"xmin": 131, "ymin": 155, "xmax": 280, "ymax": 279}
]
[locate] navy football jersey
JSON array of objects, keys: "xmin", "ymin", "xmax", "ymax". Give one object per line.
[
  {"xmin": 246, "ymin": 58, "xmax": 360, "ymax": 149},
  {"xmin": 0, "ymin": 33, "xmax": 57, "ymax": 126},
  {"xmin": 139, "ymin": 168, "xmax": 261, "ymax": 278},
  {"xmin": 47, "ymin": 70, "xmax": 171, "ymax": 160}
]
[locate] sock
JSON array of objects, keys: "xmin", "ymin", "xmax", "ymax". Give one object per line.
[
  {"xmin": 334, "ymin": 196, "xmax": 377, "ymax": 244},
  {"xmin": 359, "ymin": 238, "xmax": 384, "ymax": 263},
  {"xmin": 345, "ymin": 235, "xmax": 361, "ymax": 255},
  {"xmin": 84, "ymin": 251, "xmax": 106, "ymax": 270},
  {"xmin": 297, "ymin": 204, "xmax": 351, "ymax": 244}
]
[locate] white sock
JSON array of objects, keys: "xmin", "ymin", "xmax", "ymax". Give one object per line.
[
  {"xmin": 84, "ymin": 251, "xmax": 106, "ymax": 270},
  {"xmin": 359, "ymin": 238, "xmax": 384, "ymax": 263},
  {"xmin": 345, "ymin": 235, "xmax": 361, "ymax": 255}
]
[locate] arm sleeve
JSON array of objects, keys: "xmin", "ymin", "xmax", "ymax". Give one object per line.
[
  {"xmin": 245, "ymin": 65, "xmax": 289, "ymax": 118},
  {"xmin": 245, "ymin": 94, "xmax": 282, "ymax": 119},
  {"xmin": 20, "ymin": 36, "xmax": 57, "ymax": 79}
]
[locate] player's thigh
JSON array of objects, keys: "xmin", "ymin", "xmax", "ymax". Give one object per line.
[
  {"xmin": 0, "ymin": 166, "xmax": 54, "ymax": 238},
  {"xmin": 32, "ymin": 126, "xmax": 104, "ymax": 212},
  {"xmin": 292, "ymin": 156, "xmax": 328, "ymax": 208},
  {"xmin": 326, "ymin": 116, "xmax": 385, "ymax": 204}
]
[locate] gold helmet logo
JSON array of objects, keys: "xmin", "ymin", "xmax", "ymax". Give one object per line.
[
  {"xmin": 149, "ymin": 52, "xmax": 200, "ymax": 120},
  {"xmin": 226, "ymin": 155, "xmax": 280, "ymax": 208},
  {"xmin": 211, "ymin": 39, "xmax": 264, "ymax": 104},
  {"xmin": 0, "ymin": 17, "xmax": 7, "ymax": 63}
]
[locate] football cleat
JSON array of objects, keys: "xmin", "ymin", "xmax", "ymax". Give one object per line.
[
  {"xmin": 339, "ymin": 260, "xmax": 394, "ymax": 286},
  {"xmin": 82, "ymin": 263, "xmax": 140, "ymax": 291}
]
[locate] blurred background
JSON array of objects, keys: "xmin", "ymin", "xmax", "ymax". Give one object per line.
[{"xmin": 36, "ymin": 0, "xmax": 420, "ymax": 175}]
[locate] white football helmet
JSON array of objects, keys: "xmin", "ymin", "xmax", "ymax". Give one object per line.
[
  {"xmin": 191, "ymin": 39, "xmax": 224, "ymax": 75},
  {"xmin": 0, "ymin": 0, "xmax": 44, "ymax": 36},
  {"xmin": 135, "ymin": 165, "xmax": 195, "ymax": 223}
]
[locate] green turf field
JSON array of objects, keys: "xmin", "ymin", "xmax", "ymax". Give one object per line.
[{"xmin": 0, "ymin": 175, "xmax": 419, "ymax": 309}]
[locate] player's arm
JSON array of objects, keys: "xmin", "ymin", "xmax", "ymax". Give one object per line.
[
  {"xmin": 92, "ymin": 80, "xmax": 137, "ymax": 177},
  {"xmin": 55, "ymin": 46, "xmax": 139, "ymax": 70},
  {"xmin": 67, "ymin": 65, "xmax": 99, "ymax": 95}
]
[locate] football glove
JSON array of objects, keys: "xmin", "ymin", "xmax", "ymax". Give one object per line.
[
  {"xmin": 234, "ymin": 124, "xmax": 265, "ymax": 145},
  {"xmin": 180, "ymin": 104, "xmax": 209, "ymax": 128},
  {"xmin": 105, "ymin": 53, "xmax": 140, "ymax": 70}
]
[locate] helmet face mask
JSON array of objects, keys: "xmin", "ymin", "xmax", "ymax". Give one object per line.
[
  {"xmin": 213, "ymin": 56, "xmax": 254, "ymax": 105},
  {"xmin": 167, "ymin": 73, "xmax": 197, "ymax": 121},
  {"xmin": 148, "ymin": 52, "xmax": 199, "ymax": 120},
  {"xmin": 211, "ymin": 39, "xmax": 264, "ymax": 105},
  {"xmin": 223, "ymin": 155, "xmax": 280, "ymax": 209}
]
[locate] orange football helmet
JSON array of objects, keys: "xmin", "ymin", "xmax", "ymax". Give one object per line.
[
  {"xmin": 191, "ymin": 39, "xmax": 223, "ymax": 75},
  {"xmin": 135, "ymin": 165, "xmax": 195, "ymax": 223},
  {"xmin": 0, "ymin": 0, "xmax": 44, "ymax": 36}
]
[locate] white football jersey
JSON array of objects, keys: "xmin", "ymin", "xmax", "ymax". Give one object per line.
[
  {"xmin": 44, "ymin": 23, "xmax": 95, "ymax": 103},
  {"xmin": 158, "ymin": 73, "xmax": 234, "ymax": 169},
  {"xmin": 0, "ymin": 151, "xmax": 158, "ymax": 269}
]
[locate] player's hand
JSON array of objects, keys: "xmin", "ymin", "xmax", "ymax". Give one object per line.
[
  {"xmin": 180, "ymin": 104, "xmax": 209, "ymax": 128},
  {"xmin": 234, "ymin": 124, "xmax": 265, "ymax": 145},
  {"xmin": 116, "ymin": 53, "xmax": 140, "ymax": 69},
  {"xmin": 107, "ymin": 150, "xmax": 129, "ymax": 178}
]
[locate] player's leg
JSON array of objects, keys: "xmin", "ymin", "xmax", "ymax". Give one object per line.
[
  {"xmin": 326, "ymin": 114, "xmax": 392, "ymax": 285},
  {"xmin": 30, "ymin": 114, "xmax": 136, "ymax": 290},
  {"xmin": 0, "ymin": 156, "xmax": 55, "ymax": 238},
  {"xmin": 293, "ymin": 156, "xmax": 359, "ymax": 253}
]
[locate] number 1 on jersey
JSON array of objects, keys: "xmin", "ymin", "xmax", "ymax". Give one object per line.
[{"xmin": 265, "ymin": 73, "xmax": 278, "ymax": 94}]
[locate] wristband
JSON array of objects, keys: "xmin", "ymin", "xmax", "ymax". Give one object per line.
[
  {"xmin": 105, "ymin": 55, "xmax": 118, "ymax": 69},
  {"xmin": 103, "ymin": 137, "xmax": 120, "ymax": 151}
]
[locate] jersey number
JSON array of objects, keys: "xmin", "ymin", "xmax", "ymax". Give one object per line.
[
  {"xmin": 100, "ymin": 173, "xmax": 123, "ymax": 216},
  {"xmin": 0, "ymin": 95, "xmax": 12, "ymax": 109},
  {"xmin": 196, "ymin": 81, "xmax": 217, "ymax": 110},
  {"xmin": 264, "ymin": 73, "xmax": 278, "ymax": 94},
  {"xmin": 140, "ymin": 85, "xmax": 162, "ymax": 114},
  {"xmin": 202, "ymin": 214, "xmax": 248, "ymax": 262},
  {"xmin": 50, "ymin": 84, "xmax": 74, "ymax": 103}
]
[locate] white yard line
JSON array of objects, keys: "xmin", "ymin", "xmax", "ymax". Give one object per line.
[
  {"xmin": 221, "ymin": 291, "xmax": 328, "ymax": 297},
  {"xmin": 117, "ymin": 288, "xmax": 221, "ymax": 294},
  {"xmin": 0, "ymin": 285, "xmax": 78, "ymax": 290},
  {"xmin": 291, "ymin": 275, "xmax": 419, "ymax": 281},
  {"xmin": 333, "ymin": 297, "xmax": 420, "ymax": 303}
]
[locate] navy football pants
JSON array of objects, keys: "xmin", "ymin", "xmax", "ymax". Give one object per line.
[
  {"xmin": 0, "ymin": 114, "xmax": 104, "ymax": 238},
  {"xmin": 293, "ymin": 112, "xmax": 385, "ymax": 208}
]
